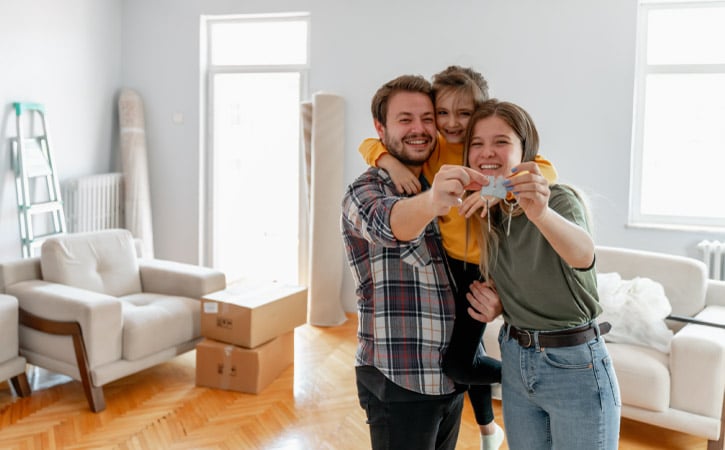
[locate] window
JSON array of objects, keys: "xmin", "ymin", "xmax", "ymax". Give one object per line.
[
  {"xmin": 202, "ymin": 13, "xmax": 309, "ymax": 284},
  {"xmin": 630, "ymin": 0, "xmax": 725, "ymax": 231}
]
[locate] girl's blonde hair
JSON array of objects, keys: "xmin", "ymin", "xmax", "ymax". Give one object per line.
[{"xmin": 432, "ymin": 65, "xmax": 489, "ymax": 109}]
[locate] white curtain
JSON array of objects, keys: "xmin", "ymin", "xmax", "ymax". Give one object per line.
[
  {"xmin": 118, "ymin": 89, "xmax": 154, "ymax": 258},
  {"xmin": 300, "ymin": 93, "xmax": 347, "ymax": 326}
]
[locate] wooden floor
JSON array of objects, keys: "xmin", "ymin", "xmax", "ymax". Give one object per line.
[{"xmin": 0, "ymin": 314, "xmax": 708, "ymax": 449}]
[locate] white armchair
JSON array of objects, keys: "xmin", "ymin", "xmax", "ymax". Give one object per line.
[
  {"xmin": 483, "ymin": 245, "xmax": 725, "ymax": 449},
  {"xmin": 0, "ymin": 229, "xmax": 226, "ymax": 412},
  {"xmin": 0, "ymin": 294, "xmax": 30, "ymax": 397}
]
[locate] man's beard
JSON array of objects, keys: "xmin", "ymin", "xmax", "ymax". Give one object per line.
[{"xmin": 383, "ymin": 133, "xmax": 433, "ymax": 167}]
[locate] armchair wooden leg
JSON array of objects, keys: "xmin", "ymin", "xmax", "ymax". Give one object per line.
[
  {"xmin": 69, "ymin": 330, "xmax": 106, "ymax": 412},
  {"xmin": 19, "ymin": 308, "xmax": 106, "ymax": 412},
  {"xmin": 708, "ymin": 391, "xmax": 725, "ymax": 450},
  {"xmin": 10, "ymin": 371, "xmax": 31, "ymax": 397}
]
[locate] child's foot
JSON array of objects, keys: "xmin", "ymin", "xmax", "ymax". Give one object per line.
[{"xmin": 480, "ymin": 422, "xmax": 505, "ymax": 450}]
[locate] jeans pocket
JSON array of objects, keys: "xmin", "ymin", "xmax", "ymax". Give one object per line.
[
  {"xmin": 601, "ymin": 355, "xmax": 622, "ymax": 407},
  {"xmin": 542, "ymin": 344, "xmax": 593, "ymax": 370}
]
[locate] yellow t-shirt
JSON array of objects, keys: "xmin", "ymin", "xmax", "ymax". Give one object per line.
[{"xmin": 358, "ymin": 136, "xmax": 558, "ymax": 264}]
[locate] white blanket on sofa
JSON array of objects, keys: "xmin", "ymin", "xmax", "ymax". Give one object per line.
[{"xmin": 597, "ymin": 272, "xmax": 674, "ymax": 353}]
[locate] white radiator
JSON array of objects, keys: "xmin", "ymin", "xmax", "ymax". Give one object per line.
[
  {"xmin": 61, "ymin": 172, "xmax": 124, "ymax": 233},
  {"xmin": 697, "ymin": 240, "xmax": 725, "ymax": 281}
]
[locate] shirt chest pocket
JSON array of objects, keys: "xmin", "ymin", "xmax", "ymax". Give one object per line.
[{"xmin": 400, "ymin": 241, "xmax": 434, "ymax": 267}]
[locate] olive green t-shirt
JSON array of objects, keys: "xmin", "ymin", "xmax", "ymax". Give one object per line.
[{"xmin": 490, "ymin": 185, "xmax": 601, "ymax": 331}]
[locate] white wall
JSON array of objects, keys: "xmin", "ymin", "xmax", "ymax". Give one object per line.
[
  {"xmin": 121, "ymin": 0, "xmax": 725, "ymax": 311},
  {"xmin": 0, "ymin": 0, "xmax": 122, "ymax": 260},
  {"xmin": 2, "ymin": 1, "xmax": 723, "ymax": 310}
]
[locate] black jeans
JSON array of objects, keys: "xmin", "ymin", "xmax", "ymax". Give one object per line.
[
  {"xmin": 442, "ymin": 257, "xmax": 502, "ymax": 425},
  {"xmin": 356, "ymin": 366, "xmax": 464, "ymax": 450}
]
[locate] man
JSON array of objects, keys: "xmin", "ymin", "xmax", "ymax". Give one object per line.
[{"xmin": 341, "ymin": 74, "xmax": 498, "ymax": 450}]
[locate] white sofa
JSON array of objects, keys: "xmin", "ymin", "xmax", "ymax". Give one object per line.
[
  {"xmin": 483, "ymin": 245, "xmax": 725, "ymax": 449},
  {"xmin": 0, "ymin": 294, "xmax": 30, "ymax": 397},
  {"xmin": 0, "ymin": 229, "xmax": 226, "ymax": 412}
]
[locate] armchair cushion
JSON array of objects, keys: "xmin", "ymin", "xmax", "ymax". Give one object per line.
[
  {"xmin": 41, "ymin": 229, "xmax": 142, "ymax": 297},
  {"xmin": 119, "ymin": 293, "xmax": 201, "ymax": 360}
]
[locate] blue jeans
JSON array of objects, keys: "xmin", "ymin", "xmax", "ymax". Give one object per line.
[{"xmin": 498, "ymin": 323, "xmax": 621, "ymax": 450}]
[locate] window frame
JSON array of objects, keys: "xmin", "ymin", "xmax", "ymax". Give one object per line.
[
  {"xmin": 629, "ymin": 0, "xmax": 725, "ymax": 232},
  {"xmin": 200, "ymin": 12, "xmax": 310, "ymax": 270}
]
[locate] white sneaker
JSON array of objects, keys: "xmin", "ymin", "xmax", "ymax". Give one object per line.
[{"xmin": 480, "ymin": 422, "xmax": 505, "ymax": 450}]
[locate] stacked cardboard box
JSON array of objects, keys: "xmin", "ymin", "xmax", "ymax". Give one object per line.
[{"xmin": 195, "ymin": 280, "xmax": 307, "ymax": 394}]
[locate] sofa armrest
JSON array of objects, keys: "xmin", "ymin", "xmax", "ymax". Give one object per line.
[
  {"xmin": 706, "ymin": 279, "xmax": 725, "ymax": 308},
  {"xmin": 6, "ymin": 280, "xmax": 123, "ymax": 367},
  {"xmin": 0, "ymin": 257, "xmax": 41, "ymax": 293},
  {"xmin": 138, "ymin": 259, "xmax": 226, "ymax": 299},
  {"xmin": 670, "ymin": 318, "xmax": 725, "ymax": 419},
  {"xmin": 0, "ymin": 294, "xmax": 20, "ymax": 363}
]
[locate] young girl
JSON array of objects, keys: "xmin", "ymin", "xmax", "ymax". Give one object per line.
[
  {"xmin": 359, "ymin": 66, "xmax": 558, "ymax": 450},
  {"xmin": 464, "ymin": 99, "xmax": 621, "ymax": 450}
]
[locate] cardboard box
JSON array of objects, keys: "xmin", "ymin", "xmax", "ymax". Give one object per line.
[
  {"xmin": 195, "ymin": 332, "xmax": 294, "ymax": 394},
  {"xmin": 201, "ymin": 281, "xmax": 307, "ymax": 348}
]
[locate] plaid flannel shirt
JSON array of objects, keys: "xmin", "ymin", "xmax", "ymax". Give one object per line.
[{"xmin": 341, "ymin": 167, "xmax": 457, "ymax": 396}]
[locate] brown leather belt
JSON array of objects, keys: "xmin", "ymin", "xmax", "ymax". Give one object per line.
[{"xmin": 506, "ymin": 322, "xmax": 611, "ymax": 348}]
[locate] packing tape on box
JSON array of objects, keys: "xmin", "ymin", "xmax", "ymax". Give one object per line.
[{"xmin": 221, "ymin": 344, "xmax": 234, "ymax": 391}]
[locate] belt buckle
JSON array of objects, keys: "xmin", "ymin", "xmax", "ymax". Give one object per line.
[{"xmin": 519, "ymin": 329, "xmax": 533, "ymax": 348}]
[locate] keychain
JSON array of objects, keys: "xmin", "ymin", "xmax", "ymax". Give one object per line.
[
  {"xmin": 480, "ymin": 175, "xmax": 518, "ymax": 235},
  {"xmin": 503, "ymin": 197, "xmax": 516, "ymax": 236}
]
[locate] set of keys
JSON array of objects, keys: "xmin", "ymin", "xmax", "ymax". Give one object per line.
[{"xmin": 479, "ymin": 175, "xmax": 518, "ymax": 235}]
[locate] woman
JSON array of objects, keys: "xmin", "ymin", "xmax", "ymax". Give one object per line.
[{"xmin": 463, "ymin": 99, "xmax": 621, "ymax": 450}]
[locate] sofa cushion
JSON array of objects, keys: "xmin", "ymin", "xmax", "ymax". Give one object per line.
[
  {"xmin": 608, "ymin": 342, "xmax": 670, "ymax": 412},
  {"xmin": 120, "ymin": 293, "xmax": 201, "ymax": 360},
  {"xmin": 41, "ymin": 229, "xmax": 142, "ymax": 297}
]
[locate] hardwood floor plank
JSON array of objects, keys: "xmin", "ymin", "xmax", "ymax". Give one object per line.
[{"xmin": 0, "ymin": 313, "xmax": 710, "ymax": 449}]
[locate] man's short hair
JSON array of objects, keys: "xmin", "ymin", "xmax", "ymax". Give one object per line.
[{"xmin": 371, "ymin": 75, "xmax": 434, "ymax": 125}]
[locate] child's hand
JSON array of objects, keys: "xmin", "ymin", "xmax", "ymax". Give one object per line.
[
  {"xmin": 459, "ymin": 192, "xmax": 501, "ymax": 218},
  {"xmin": 378, "ymin": 153, "xmax": 421, "ymax": 195}
]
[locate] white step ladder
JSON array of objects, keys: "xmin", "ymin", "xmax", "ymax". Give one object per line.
[{"xmin": 11, "ymin": 102, "xmax": 66, "ymax": 258}]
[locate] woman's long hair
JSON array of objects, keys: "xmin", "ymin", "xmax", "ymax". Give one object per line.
[{"xmin": 462, "ymin": 99, "xmax": 539, "ymax": 279}]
